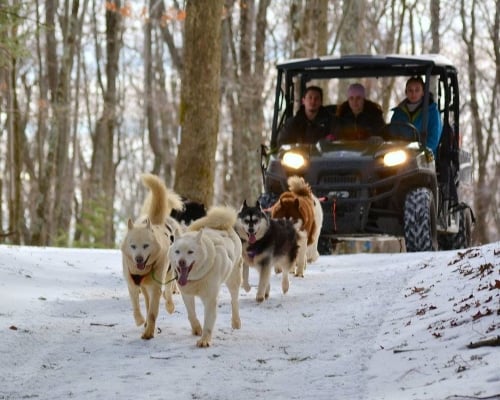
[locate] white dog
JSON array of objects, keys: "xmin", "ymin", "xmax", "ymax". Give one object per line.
[
  {"xmin": 121, "ymin": 173, "xmax": 183, "ymax": 339},
  {"xmin": 168, "ymin": 206, "xmax": 242, "ymax": 347}
]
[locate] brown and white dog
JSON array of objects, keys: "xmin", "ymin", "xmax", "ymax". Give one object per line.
[
  {"xmin": 270, "ymin": 176, "xmax": 323, "ymax": 276},
  {"xmin": 121, "ymin": 173, "xmax": 183, "ymax": 339}
]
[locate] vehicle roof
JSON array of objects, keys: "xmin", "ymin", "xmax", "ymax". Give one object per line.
[{"xmin": 276, "ymin": 54, "xmax": 457, "ymax": 77}]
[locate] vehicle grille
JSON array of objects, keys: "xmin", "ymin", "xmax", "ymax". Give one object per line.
[{"xmin": 320, "ymin": 174, "xmax": 358, "ymax": 185}]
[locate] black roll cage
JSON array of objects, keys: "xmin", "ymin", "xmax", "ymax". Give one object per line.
[{"xmin": 269, "ymin": 54, "xmax": 460, "ymax": 153}]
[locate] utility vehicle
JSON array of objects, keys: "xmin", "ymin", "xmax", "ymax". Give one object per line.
[{"xmin": 259, "ymin": 55, "xmax": 474, "ymax": 254}]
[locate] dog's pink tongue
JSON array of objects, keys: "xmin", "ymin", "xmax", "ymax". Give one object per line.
[
  {"xmin": 177, "ymin": 265, "xmax": 191, "ymax": 286},
  {"xmin": 248, "ymin": 233, "xmax": 256, "ymax": 244}
]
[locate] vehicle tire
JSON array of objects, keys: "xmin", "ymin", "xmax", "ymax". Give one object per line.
[
  {"xmin": 439, "ymin": 207, "xmax": 473, "ymax": 250},
  {"xmin": 318, "ymin": 236, "xmax": 333, "ymax": 255},
  {"xmin": 404, "ymin": 188, "xmax": 438, "ymax": 252}
]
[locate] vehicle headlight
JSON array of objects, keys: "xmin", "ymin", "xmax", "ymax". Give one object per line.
[
  {"xmin": 282, "ymin": 151, "xmax": 307, "ymax": 169},
  {"xmin": 383, "ymin": 150, "xmax": 407, "ymax": 167}
]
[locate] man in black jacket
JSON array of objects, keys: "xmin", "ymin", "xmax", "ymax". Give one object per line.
[{"xmin": 277, "ymin": 86, "xmax": 334, "ymax": 146}]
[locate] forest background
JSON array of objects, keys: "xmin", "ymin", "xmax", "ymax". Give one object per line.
[{"xmin": 0, "ymin": 0, "xmax": 499, "ymax": 249}]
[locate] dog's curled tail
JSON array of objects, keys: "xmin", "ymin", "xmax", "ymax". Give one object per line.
[
  {"xmin": 141, "ymin": 173, "xmax": 183, "ymax": 225},
  {"xmin": 188, "ymin": 206, "xmax": 237, "ymax": 232},
  {"xmin": 287, "ymin": 175, "xmax": 312, "ymax": 197}
]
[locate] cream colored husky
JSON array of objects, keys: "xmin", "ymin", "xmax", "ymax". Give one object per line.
[
  {"xmin": 168, "ymin": 206, "xmax": 242, "ymax": 347},
  {"xmin": 121, "ymin": 173, "xmax": 183, "ymax": 339}
]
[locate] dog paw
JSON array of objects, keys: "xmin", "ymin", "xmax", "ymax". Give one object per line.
[
  {"xmin": 294, "ymin": 271, "xmax": 304, "ymax": 278},
  {"xmin": 165, "ymin": 301, "xmax": 175, "ymax": 314},
  {"xmin": 141, "ymin": 331, "xmax": 154, "ymax": 340},
  {"xmin": 196, "ymin": 338, "xmax": 211, "ymax": 348},
  {"xmin": 256, "ymin": 295, "xmax": 265, "ymax": 303},
  {"xmin": 232, "ymin": 318, "xmax": 241, "ymax": 329},
  {"xmin": 242, "ymin": 282, "xmax": 251, "ymax": 292}
]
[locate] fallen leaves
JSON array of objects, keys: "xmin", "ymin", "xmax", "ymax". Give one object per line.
[
  {"xmin": 471, "ymin": 309, "xmax": 493, "ymax": 321},
  {"xmin": 407, "ymin": 246, "xmax": 500, "ymax": 341},
  {"xmin": 416, "ymin": 305, "xmax": 437, "ymax": 316}
]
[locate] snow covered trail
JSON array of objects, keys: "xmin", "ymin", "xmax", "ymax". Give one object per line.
[{"xmin": 0, "ymin": 245, "xmax": 495, "ymax": 400}]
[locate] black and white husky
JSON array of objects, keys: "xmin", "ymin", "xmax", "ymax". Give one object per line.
[{"xmin": 235, "ymin": 200, "xmax": 305, "ymax": 302}]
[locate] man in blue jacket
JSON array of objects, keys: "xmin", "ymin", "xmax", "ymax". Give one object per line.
[{"xmin": 391, "ymin": 76, "xmax": 442, "ymax": 157}]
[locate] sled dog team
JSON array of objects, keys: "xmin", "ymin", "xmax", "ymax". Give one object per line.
[{"xmin": 121, "ymin": 173, "xmax": 323, "ymax": 347}]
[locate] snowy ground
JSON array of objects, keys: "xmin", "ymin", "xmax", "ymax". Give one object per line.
[{"xmin": 0, "ymin": 242, "xmax": 499, "ymax": 400}]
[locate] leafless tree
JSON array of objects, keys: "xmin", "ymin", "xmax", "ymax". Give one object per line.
[
  {"xmin": 79, "ymin": 0, "xmax": 122, "ymax": 247},
  {"xmin": 217, "ymin": 0, "xmax": 271, "ymax": 206},
  {"xmin": 174, "ymin": 0, "xmax": 225, "ymax": 207},
  {"xmin": 460, "ymin": 0, "xmax": 499, "ymax": 244}
]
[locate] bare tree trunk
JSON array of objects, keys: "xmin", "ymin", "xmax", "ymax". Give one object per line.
[
  {"xmin": 53, "ymin": 0, "xmax": 88, "ymax": 243},
  {"xmin": 338, "ymin": 0, "xmax": 366, "ymax": 101},
  {"xmin": 145, "ymin": 0, "xmax": 180, "ymax": 183},
  {"xmin": 490, "ymin": 0, "xmax": 500, "ymax": 232},
  {"xmin": 29, "ymin": 0, "xmax": 85, "ymax": 245},
  {"xmin": 223, "ymin": 0, "xmax": 270, "ymax": 206},
  {"xmin": 144, "ymin": 0, "xmax": 162, "ymax": 175},
  {"xmin": 289, "ymin": 0, "xmax": 327, "ymax": 58},
  {"xmin": 174, "ymin": 0, "xmax": 224, "ymax": 207},
  {"xmin": 0, "ymin": 5, "xmax": 25, "ymax": 244},
  {"xmin": 80, "ymin": 1, "xmax": 122, "ymax": 246},
  {"xmin": 341, "ymin": 0, "xmax": 366, "ymax": 55},
  {"xmin": 430, "ymin": 0, "xmax": 440, "ymax": 53},
  {"xmin": 31, "ymin": 0, "xmax": 58, "ymax": 245},
  {"xmin": 9, "ymin": 58, "xmax": 23, "ymax": 245},
  {"xmin": 461, "ymin": 0, "xmax": 491, "ymax": 244}
]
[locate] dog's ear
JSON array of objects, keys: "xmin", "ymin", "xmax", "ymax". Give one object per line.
[
  {"xmin": 241, "ymin": 199, "xmax": 248, "ymax": 210},
  {"xmin": 127, "ymin": 218, "xmax": 134, "ymax": 230},
  {"xmin": 294, "ymin": 198, "xmax": 300, "ymax": 207},
  {"xmin": 144, "ymin": 218, "xmax": 152, "ymax": 229},
  {"xmin": 196, "ymin": 229, "xmax": 204, "ymax": 241},
  {"xmin": 255, "ymin": 200, "xmax": 261, "ymax": 209}
]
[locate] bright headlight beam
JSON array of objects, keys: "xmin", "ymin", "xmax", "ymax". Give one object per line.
[
  {"xmin": 384, "ymin": 150, "xmax": 407, "ymax": 167},
  {"xmin": 282, "ymin": 152, "xmax": 306, "ymax": 169}
]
